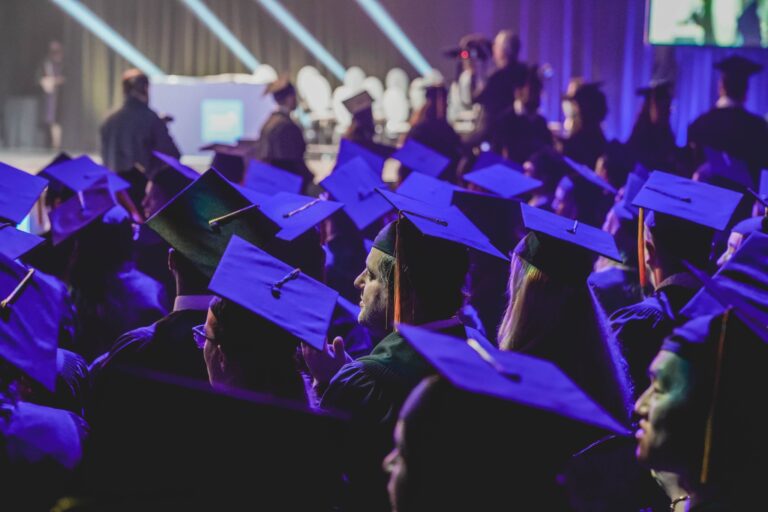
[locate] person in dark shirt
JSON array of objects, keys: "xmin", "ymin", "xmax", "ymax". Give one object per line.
[
  {"xmin": 627, "ymin": 80, "xmax": 678, "ymax": 173},
  {"xmin": 560, "ymin": 82, "xmax": 609, "ymax": 168},
  {"xmin": 405, "ymin": 85, "xmax": 461, "ymax": 182},
  {"xmin": 688, "ymin": 55, "xmax": 768, "ymax": 183},
  {"xmin": 100, "ymin": 69, "xmax": 181, "ymax": 209},
  {"xmin": 257, "ymin": 77, "xmax": 314, "ymax": 190},
  {"xmin": 492, "ymin": 63, "xmax": 553, "ymax": 164}
]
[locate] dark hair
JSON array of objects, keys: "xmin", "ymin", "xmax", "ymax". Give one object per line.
[
  {"xmin": 575, "ymin": 87, "xmax": 608, "ymax": 125},
  {"xmin": 394, "ymin": 220, "xmax": 469, "ymax": 325},
  {"xmin": 395, "ymin": 376, "xmax": 570, "ymax": 511},
  {"xmin": 529, "ymin": 147, "xmax": 570, "ymax": 193},
  {"xmin": 647, "ymin": 214, "xmax": 714, "ymax": 271},
  {"xmin": 722, "ymin": 75, "xmax": 748, "ymax": 102},
  {"xmin": 273, "ymin": 83, "xmax": 296, "ymax": 105},
  {"xmin": 208, "ymin": 297, "xmax": 306, "ymax": 402},
  {"xmin": 600, "ymin": 141, "xmax": 635, "ymax": 191}
]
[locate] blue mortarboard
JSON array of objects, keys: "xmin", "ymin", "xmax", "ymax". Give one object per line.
[
  {"xmin": 681, "ymin": 231, "xmax": 768, "ymax": 344},
  {"xmin": 242, "ymin": 159, "xmax": 303, "ymax": 197},
  {"xmin": 336, "ymin": 138, "xmax": 386, "ymax": 174},
  {"xmin": 632, "ymin": 171, "xmax": 743, "ymax": 231},
  {"xmin": 43, "ymin": 155, "xmax": 130, "ymax": 194},
  {"xmin": 472, "ymin": 150, "xmax": 523, "ymax": 172},
  {"xmin": 209, "ymin": 236, "xmax": 339, "ymax": 350},
  {"xmin": 612, "ymin": 171, "xmax": 647, "ymax": 222},
  {"xmin": 37, "ymin": 152, "xmax": 72, "ymax": 178},
  {"xmin": 152, "ymin": 151, "xmax": 200, "ymax": 182},
  {"xmin": 376, "ymin": 188, "xmax": 507, "ymax": 260},
  {"xmin": 464, "ymin": 163, "xmax": 543, "ymax": 199},
  {"xmin": 146, "ymin": 169, "xmax": 279, "ymax": 279},
  {"xmin": 391, "ymin": 139, "xmax": 450, "ymax": 178},
  {"xmin": 699, "ymin": 148, "xmax": 753, "ymax": 191},
  {"xmin": 452, "ymin": 190, "xmax": 523, "ymax": 256},
  {"xmin": 320, "ymin": 156, "xmax": 393, "ymax": 230},
  {"xmin": 211, "ymin": 152, "xmax": 246, "ymax": 183},
  {"xmin": 396, "ymin": 171, "xmax": 459, "ymax": 207},
  {"xmin": 759, "ymin": 169, "xmax": 768, "ymax": 201},
  {"xmin": 0, "ymin": 162, "xmax": 48, "ymax": 225},
  {"xmin": 0, "ymin": 255, "xmax": 59, "ymax": 391},
  {"xmin": 564, "ymin": 156, "xmax": 617, "ymax": 196},
  {"xmin": 0, "ymin": 225, "xmax": 44, "ymax": 261},
  {"xmin": 397, "ymin": 323, "xmax": 628, "ymax": 434},
  {"xmin": 260, "ymin": 192, "xmax": 344, "ymax": 241},
  {"xmin": 342, "ymin": 90, "xmax": 373, "ymax": 115},
  {"xmin": 517, "ymin": 203, "xmax": 621, "ymax": 280},
  {"xmin": 49, "ymin": 177, "xmax": 120, "ymax": 246}
]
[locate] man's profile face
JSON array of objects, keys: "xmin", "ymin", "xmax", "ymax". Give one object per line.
[
  {"xmin": 354, "ymin": 248, "xmax": 391, "ymax": 331},
  {"xmin": 634, "ymin": 350, "xmax": 701, "ymax": 473}
]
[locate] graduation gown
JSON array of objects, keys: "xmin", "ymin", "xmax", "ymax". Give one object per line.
[
  {"xmin": 561, "ymin": 125, "xmax": 607, "ymax": 169},
  {"xmin": 609, "ymin": 273, "xmax": 700, "ymax": 395},
  {"xmin": 588, "ymin": 266, "xmax": 643, "ymax": 317},
  {"xmin": 257, "ymin": 110, "xmax": 313, "ymax": 185},
  {"xmin": 100, "ymin": 96, "xmax": 180, "ymax": 176},
  {"xmin": 688, "ymin": 105, "xmax": 768, "ymax": 182},
  {"xmin": 492, "ymin": 109, "xmax": 554, "ymax": 164},
  {"xmin": 0, "ymin": 401, "xmax": 88, "ymax": 509},
  {"xmin": 90, "ymin": 307, "xmax": 209, "ymax": 384},
  {"xmin": 320, "ymin": 321, "xmax": 471, "ymax": 512}
]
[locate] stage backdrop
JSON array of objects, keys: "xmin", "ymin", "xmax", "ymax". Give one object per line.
[{"xmin": 0, "ymin": 0, "xmax": 767, "ymax": 153}]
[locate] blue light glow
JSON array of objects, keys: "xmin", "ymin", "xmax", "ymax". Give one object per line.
[
  {"xmin": 354, "ymin": 0, "xmax": 431, "ymax": 75},
  {"xmin": 180, "ymin": 0, "xmax": 261, "ymax": 72},
  {"xmin": 255, "ymin": 0, "xmax": 346, "ymax": 80},
  {"xmin": 50, "ymin": 0, "xmax": 165, "ymax": 77}
]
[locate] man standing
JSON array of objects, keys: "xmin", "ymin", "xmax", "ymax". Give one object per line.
[
  {"xmin": 100, "ymin": 69, "xmax": 180, "ymax": 209},
  {"xmin": 688, "ymin": 55, "xmax": 768, "ymax": 183},
  {"xmin": 256, "ymin": 77, "xmax": 313, "ymax": 190},
  {"xmin": 38, "ymin": 41, "xmax": 65, "ymax": 150}
]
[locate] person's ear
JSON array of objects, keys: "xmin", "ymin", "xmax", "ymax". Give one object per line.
[
  {"xmin": 645, "ymin": 238, "xmax": 656, "ymax": 269},
  {"xmin": 168, "ymin": 247, "xmax": 177, "ymax": 273}
]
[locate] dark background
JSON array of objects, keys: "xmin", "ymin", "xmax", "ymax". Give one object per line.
[{"xmin": 1, "ymin": 0, "xmax": 767, "ymax": 152}]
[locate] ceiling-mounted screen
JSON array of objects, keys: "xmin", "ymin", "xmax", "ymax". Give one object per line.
[{"xmin": 647, "ymin": 0, "xmax": 768, "ymax": 47}]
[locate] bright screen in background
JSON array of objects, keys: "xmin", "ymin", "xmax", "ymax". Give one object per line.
[
  {"xmin": 201, "ymin": 99, "xmax": 244, "ymax": 144},
  {"xmin": 647, "ymin": 0, "xmax": 768, "ymax": 47}
]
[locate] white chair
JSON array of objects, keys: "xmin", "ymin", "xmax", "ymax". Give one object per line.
[
  {"xmin": 382, "ymin": 87, "xmax": 411, "ymax": 136},
  {"xmin": 409, "ymin": 77, "xmax": 426, "ymax": 112},
  {"xmin": 297, "ymin": 65, "xmax": 320, "ymax": 100},
  {"xmin": 344, "ymin": 66, "xmax": 366, "ymax": 90},
  {"xmin": 304, "ymin": 72, "xmax": 333, "ymax": 118},
  {"xmin": 252, "ymin": 64, "xmax": 278, "ymax": 84},
  {"xmin": 385, "ymin": 67, "xmax": 409, "ymax": 93}
]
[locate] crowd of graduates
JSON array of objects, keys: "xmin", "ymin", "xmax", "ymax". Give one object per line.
[{"xmin": 2, "ymin": 29, "xmax": 768, "ymax": 512}]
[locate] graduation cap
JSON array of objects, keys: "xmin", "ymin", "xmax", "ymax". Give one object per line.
[
  {"xmin": 760, "ymin": 169, "xmax": 768, "ymax": 200},
  {"xmin": 632, "ymin": 171, "xmax": 743, "ymax": 231},
  {"xmin": 682, "ymin": 231, "xmax": 768, "ymax": 339},
  {"xmin": 242, "ymin": 159, "xmax": 303, "ymax": 197},
  {"xmin": 391, "ymin": 139, "xmax": 451, "ymax": 178},
  {"xmin": 211, "ymin": 152, "xmax": 246, "ymax": 184},
  {"xmin": 714, "ymin": 55, "xmax": 763, "ymax": 79},
  {"xmin": 146, "ymin": 169, "xmax": 279, "ymax": 279},
  {"xmin": 564, "ymin": 81, "xmax": 604, "ymax": 100},
  {"xmin": 397, "ymin": 323, "xmax": 628, "ymax": 434},
  {"xmin": 260, "ymin": 192, "xmax": 343, "ymax": 241},
  {"xmin": 43, "ymin": 155, "xmax": 130, "ymax": 194},
  {"xmin": 336, "ymin": 138, "xmax": 387, "ymax": 174},
  {"xmin": 0, "ymin": 225, "xmax": 44, "ymax": 261},
  {"xmin": 376, "ymin": 188, "xmax": 507, "ymax": 260},
  {"xmin": 265, "ymin": 76, "xmax": 295, "ymax": 98},
  {"xmin": 396, "ymin": 171, "xmax": 459, "ymax": 207},
  {"xmin": 463, "ymin": 163, "xmax": 543, "ymax": 199},
  {"xmin": 564, "ymin": 156, "xmax": 617, "ymax": 196},
  {"xmin": 516, "ymin": 203, "xmax": 621, "ymax": 281},
  {"xmin": 0, "ymin": 255, "xmax": 60, "ymax": 391},
  {"xmin": 152, "ymin": 151, "xmax": 200, "ymax": 182},
  {"xmin": 612, "ymin": 171, "xmax": 647, "ymax": 222},
  {"xmin": 320, "ymin": 156, "xmax": 393, "ymax": 231},
  {"xmin": 635, "ymin": 79, "xmax": 673, "ymax": 99},
  {"xmin": 452, "ymin": 189, "xmax": 523, "ymax": 257},
  {"xmin": 342, "ymin": 90, "xmax": 373, "ymax": 116},
  {"xmin": 471, "ymin": 150, "xmax": 523, "ymax": 172},
  {"xmin": 37, "ymin": 151, "xmax": 72, "ymax": 178},
  {"xmin": 208, "ymin": 235, "xmax": 338, "ymax": 350},
  {"xmin": 49, "ymin": 177, "xmax": 120, "ymax": 246},
  {"xmin": 698, "ymin": 148, "xmax": 753, "ymax": 191},
  {"xmin": 0, "ymin": 162, "xmax": 48, "ymax": 225}
]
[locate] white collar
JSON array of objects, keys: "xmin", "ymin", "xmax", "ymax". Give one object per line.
[{"xmin": 173, "ymin": 295, "xmax": 214, "ymax": 312}]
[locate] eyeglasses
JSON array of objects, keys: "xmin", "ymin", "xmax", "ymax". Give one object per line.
[{"xmin": 192, "ymin": 324, "xmax": 214, "ymax": 349}]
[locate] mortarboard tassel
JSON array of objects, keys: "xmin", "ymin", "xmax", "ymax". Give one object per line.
[
  {"xmin": 208, "ymin": 204, "xmax": 261, "ymax": 231},
  {"xmin": 638, "ymin": 207, "xmax": 647, "ymax": 290},
  {"xmin": 700, "ymin": 308, "xmax": 730, "ymax": 484},
  {"xmin": 0, "ymin": 268, "xmax": 35, "ymax": 310}
]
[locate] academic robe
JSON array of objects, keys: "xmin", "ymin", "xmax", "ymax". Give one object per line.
[
  {"xmin": 561, "ymin": 125, "xmax": 607, "ymax": 169},
  {"xmin": 688, "ymin": 106, "xmax": 768, "ymax": 183},
  {"xmin": 609, "ymin": 273, "xmax": 700, "ymax": 396},
  {"xmin": 588, "ymin": 267, "xmax": 643, "ymax": 317},
  {"xmin": 257, "ymin": 110, "xmax": 313, "ymax": 186},
  {"xmin": 320, "ymin": 321, "xmax": 480, "ymax": 512}
]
